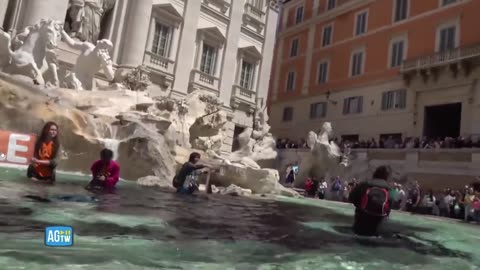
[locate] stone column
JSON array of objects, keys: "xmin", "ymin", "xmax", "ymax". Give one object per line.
[
  {"xmin": 0, "ymin": 0, "xmax": 9, "ymax": 29},
  {"xmin": 171, "ymin": 0, "xmax": 202, "ymax": 98},
  {"xmin": 256, "ymin": 1, "xmax": 280, "ymax": 102},
  {"xmin": 118, "ymin": 0, "xmax": 152, "ymax": 68},
  {"xmin": 20, "ymin": 0, "xmax": 69, "ymax": 28},
  {"xmin": 217, "ymin": 0, "xmax": 244, "ymax": 105}
]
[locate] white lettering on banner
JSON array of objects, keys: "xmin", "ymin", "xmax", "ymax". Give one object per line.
[
  {"xmin": 6, "ymin": 133, "xmax": 31, "ymax": 164},
  {"xmin": 47, "ymin": 231, "xmax": 71, "ymax": 243}
]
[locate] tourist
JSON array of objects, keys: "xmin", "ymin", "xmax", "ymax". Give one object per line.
[
  {"xmin": 444, "ymin": 190, "xmax": 456, "ymax": 218},
  {"xmin": 464, "ymin": 187, "xmax": 476, "ymax": 221},
  {"xmin": 305, "ymin": 177, "xmax": 314, "ymax": 197},
  {"xmin": 172, "ymin": 152, "xmax": 211, "ymax": 195},
  {"xmin": 397, "ymin": 184, "xmax": 407, "ymax": 211},
  {"xmin": 27, "ymin": 122, "xmax": 60, "ymax": 183},
  {"xmin": 285, "ymin": 164, "xmax": 296, "ymax": 185},
  {"xmin": 406, "ymin": 182, "xmax": 421, "ymax": 213},
  {"xmin": 330, "ymin": 177, "xmax": 343, "ymax": 201},
  {"xmin": 85, "ymin": 149, "xmax": 120, "ymax": 192},
  {"xmin": 318, "ymin": 179, "xmax": 328, "ymax": 199},
  {"xmin": 348, "ymin": 165, "xmax": 392, "ymax": 237},
  {"xmin": 389, "ymin": 183, "xmax": 399, "ymax": 210},
  {"xmin": 420, "ymin": 190, "xmax": 436, "ymax": 215}
]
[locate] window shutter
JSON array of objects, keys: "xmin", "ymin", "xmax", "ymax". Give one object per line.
[
  {"xmin": 399, "ymin": 89, "xmax": 407, "ymax": 109},
  {"xmin": 358, "ymin": 96, "xmax": 363, "ymax": 113},
  {"xmin": 343, "ymin": 98, "xmax": 349, "ymax": 114},
  {"xmin": 322, "ymin": 102, "xmax": 327, "ymax": 117},
  {"xmin": 381, "ymin": 92, "xmax": 387, "ymax": 110}
]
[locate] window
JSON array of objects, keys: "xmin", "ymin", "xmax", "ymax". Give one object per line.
[
  {"xmin": 343, "ymin": 96, "xmax": 363, "ymax": 114},
  {"xmin": 286, "ymin": 71, "xmax": 295, "ymax": 91},
  {"xmin": 327, "ymin": 0, "xmax": 336, "ymax": 10},
  {"xmin": 351, "ymin": 50, "xmax": 364, "ymax": 77},
  {"xmin": 381, "ymin": 89, "xmax": 407, "ymax": 110},
  {"xmin": 317, "ymin": 61, "xmax": 329, "ymax": 84},
  {"xmin": 390, "ymin": 39, "xmax": 405, "ymax": 67},
  {"xmin": 200, "ymin": 44, "xmax": 217, "ymax": 75},
  {"xmin": 394, "ymin": 0, "xmax": 408, "ymax": 22},
  {"xmin": 322, "ymin": 25, "xmax": 333, "ymax": 47},
  {"xmin": 355, "ymin": 11, "xmax": 368, "ymax": 36},
  {"xmin": 283, "ymin": 107, "xmax": 294, "ymax": 122},
  {"xmin": 310, "ymin": 102, "xmax": 327, "ymax": 119},
  {"xmin": 290, "ymin": 38, "xmax": 299, "ymax": 57},
  {"xmin": 239, "ymin": 60, "xmax": 255, "ymax": 90},
  {"xmin": 152, "ymin": 22, "xmax": 172, "ymax": 57},
  {"xmin": 442, "ymin": 0, "xmax": 457, "ymax": 6},
  {"xmin": 295, "ymin": 6, "xmax": 304, "ymax": 24},
  {"xmin": 249, "ymin": 0, "xmax": 264, "ymax": 9},
  {"xmin": 438, "ymin": 25, "xmax": 456, "ymax": 52},
  {"xmin": 240, "ymin": 63, "xmax": 255, "ymax": 90}
]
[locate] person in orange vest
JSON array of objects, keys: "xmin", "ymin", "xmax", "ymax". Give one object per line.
[{"xmin": 27, "ymin": 122, "xmax": 60, "ymax": 183}]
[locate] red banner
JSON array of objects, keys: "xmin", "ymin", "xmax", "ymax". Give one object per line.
[{"xmin": 0, "ymin": 130, "xmax": 36, "ymax": 165}]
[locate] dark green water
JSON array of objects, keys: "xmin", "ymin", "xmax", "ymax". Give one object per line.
[{"xmin": 0, "ymin": 167, "xmax": 478, "ymax": 270}]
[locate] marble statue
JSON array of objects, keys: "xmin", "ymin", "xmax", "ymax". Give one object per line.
[
  {"xmin": 0, "ymin": 19, "xmax": 62, "ymax": 86},
  {"xmin": 294, "ymin": 122, "xmax": 350, "ymax": 187},
  {"xmin": 251, "ymin": 105, "xmax": 277, "ymax": 161},
  {"xmin": 61, "ymin": 30, "xmax": 114, "ymax": 90},
  {"xmin": 65, "ymin": 0, "xmax": 116, "ymax": 44}
]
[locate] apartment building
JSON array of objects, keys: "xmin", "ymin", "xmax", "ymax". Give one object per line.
[
  {"xmin": 0, "ymin": 0, "xmax": 280, "ymax": 152},
  {"xmin": 269, "ymin": 0, "xmax": 480, "ymax": 143}
]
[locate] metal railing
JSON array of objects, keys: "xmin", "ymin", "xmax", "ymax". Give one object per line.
[{"xmin": 401, "ymin": 44, "xmax": 480, "ymax": 72}]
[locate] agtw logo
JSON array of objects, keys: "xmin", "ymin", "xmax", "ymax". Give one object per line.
[{"xmin": 45, "ymin": 226, "xmax": 74, "ymax": 247}]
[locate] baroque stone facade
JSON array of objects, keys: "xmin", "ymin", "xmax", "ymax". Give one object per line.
[{"xmin": 0, "ymin": 0, "xmax": 279, "ymax": 152}]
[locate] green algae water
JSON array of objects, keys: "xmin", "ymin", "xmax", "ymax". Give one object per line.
[{"xmin": 0, "ymin": 167, "xmax": 479, "ymax": 270}]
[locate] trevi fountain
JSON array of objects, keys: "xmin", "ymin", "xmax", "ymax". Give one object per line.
[{"xmin": 0, "ymin": 17, "xmax": 478, "ymax": 270}]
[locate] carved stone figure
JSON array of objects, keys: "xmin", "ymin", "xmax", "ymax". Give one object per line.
[
  {"xmin": 65, "ymin": 0, "xmax": 116, "ymax": 44},
  {"xmin": 43, "ymin": 49, "xmax": 60, "ymax": 88},
  {"xmin": 0, "ymin": 19, "xmax": 62, "ymax": 85},
  {"xmin": 61, "ymin": 30, "xmax": 114, "ymax": 90},
  {"xmin": 294, "ymin": 122, "xmax": 349, "ymax": 187}
]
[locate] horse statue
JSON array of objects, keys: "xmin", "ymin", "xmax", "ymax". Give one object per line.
[{"xmin": 0, "ymin": 19, "xmax": 62, "ymax": 85}]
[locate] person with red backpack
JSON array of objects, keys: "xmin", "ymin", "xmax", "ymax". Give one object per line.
[{"xmin": 348, "ymin": 166, "xmax": 392, "ymax": 236}]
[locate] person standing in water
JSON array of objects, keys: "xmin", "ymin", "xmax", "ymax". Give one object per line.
[
  {"xmin": 85, "ymin": 149, "xmax": 120, "ymax": 192},
  {"xmin": 173, "ymin": 152, "xmax": 211, "ymax": 195},
  {"xmin": 27, "ymin": 122, "xmax": 60, "ymax": 183},
  {"xmin": 348, "ymin": 165, "xmax": 392, "ymax": 236}
]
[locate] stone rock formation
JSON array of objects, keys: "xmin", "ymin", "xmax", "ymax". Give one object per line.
[{"xmin": 294, "ymin": 122, "xmax": 350, "ymax": 187}]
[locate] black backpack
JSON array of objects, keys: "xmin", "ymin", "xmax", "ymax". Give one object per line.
[{"xmin": 360, "ymin": 186, "xmax": 389, "ymax": 217}]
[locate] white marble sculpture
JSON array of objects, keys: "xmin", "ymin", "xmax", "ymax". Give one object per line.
[
  {"xmin": 65, "ymin": 0, "xmax": 116, "ymax": 44},
  {"xmin": 251, "ymin": 106, "xmax": 277, "ymax": 161},
  {"xmin": 294, "ymin": 122, "xmax": 350, "ymax": 187},
  {"xmin": 61, "ymin": 30, "xmax": 114, "ymax": 90},
  {"xmin": 0, "ymin": 19, "xmax": 62, "ymax": 85}
]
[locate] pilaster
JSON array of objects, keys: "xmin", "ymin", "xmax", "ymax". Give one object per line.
[
  {"xmin": 218, "ymin": 0, "xmax": 244, "ymax": 105},
  {"xmin": 257, "ymin": 1, "xmax": 279, "ymax": 102},
  {"xmin": 118, "ymin": 0, "xmax": 153, "ymax": 68},
  {"xmin": 171, "ymin": 0, "xmax": 202, "ymax": 98}
]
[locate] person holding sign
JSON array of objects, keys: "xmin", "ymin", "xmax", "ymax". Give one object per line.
[{"xmin": 27, "ymin": 122, "xmax": 60, "ymax": 183}]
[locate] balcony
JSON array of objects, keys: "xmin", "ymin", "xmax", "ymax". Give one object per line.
[
  {"xmin": 231, "ymin": 85, "xmax": 257, "ymax": 112},
  {"xmin": 245, "ymin": 3, "xmax": 265, "ymax": 21},
  {"xmin": 143, "ymin": 51, "xmax": 175, "ymax": 76},
  {"xmin": 190, "ymin": 70, "xmax": 220, "ymax": 93},
  {"xmin": 242, "ymin": 2, "xmax": 266, "ymax": 34},
  {"xmin": 401, "ymin": 44, "xmax": 480, "ymax": 73}
]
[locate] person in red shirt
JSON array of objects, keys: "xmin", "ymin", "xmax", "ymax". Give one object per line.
[
  {"xmin": 305, "ymin": 178, "xmax": 313, "ymax": 197},
  {"xmin": 27, "ymin": 122, "xmax": 60, "ymax": 183},
  {"xmin": 85, "ymin": 149, "xmax": 120, "ymax": 192}
]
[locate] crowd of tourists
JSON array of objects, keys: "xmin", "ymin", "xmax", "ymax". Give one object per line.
[
  {"xmin": 276, "ymin": 136, "xmax": 480, "ymax": 150},
  {"xmin": 284, "ymin": 164, "xmax": 480, "ymax": 224}
]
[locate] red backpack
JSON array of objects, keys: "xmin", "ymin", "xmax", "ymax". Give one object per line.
[{"xmin": 360, "ymin": 187, "xmax": 390, "ymax": 217}]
